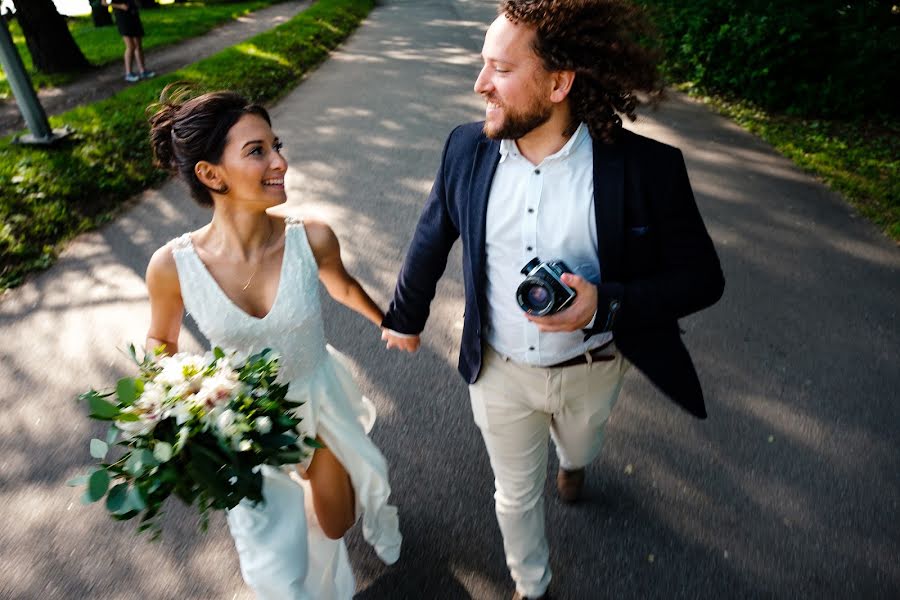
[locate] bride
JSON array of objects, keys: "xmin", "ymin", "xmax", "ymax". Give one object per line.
[{"xmin": 143, "ymin": 86, "xmax": 401, "ymax": 599}]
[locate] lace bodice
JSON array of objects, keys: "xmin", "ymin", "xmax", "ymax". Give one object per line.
[{"xmin": 171, "ymin": 217, "xmax": 326, "ymax": 384}]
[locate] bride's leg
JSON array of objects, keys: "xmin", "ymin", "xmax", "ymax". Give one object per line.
[
  {"xmin": 299, "ymin": 439, "xmax": 356, "ymax": 539},
  {"xmin": 227, "ymin": 467, "xmax": 310, "ymax": 600}
]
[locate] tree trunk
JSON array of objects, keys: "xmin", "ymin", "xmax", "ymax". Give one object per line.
[
  {"xmin": 10, "ymin": 0, "xmax": 90, "ymax": 73},
  {"xmin": 90, "ymin": 1, "xmax": 114, "ymax": 27}
]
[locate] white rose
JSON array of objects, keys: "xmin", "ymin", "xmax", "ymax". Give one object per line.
[
  {"xmin": 238, "ymin": 439, "xmax": 253, "ymax": 452},
  {"xmin": 174, "ymin": 426, "xmax": 190, "ymax": 452},
  {"xmin": 254, "ymin": 416, "xmax": 272, "ymax": 434},
  {"xmin": 216, "ymin": 409, "xmax": 236, "ymax": 436},
  {"xmin": 133, "ymin": 381, "xmax": 163, "ymax": 408},
  {"xmin": 115, "ymin": 407, "xmax": 157, "ymax": 439},
  {"xmin": 196, "ymin": 372, "xmax": 238, "ymax": 410},
  {"xmin": 164, "ymin": 401, "xmax": 192, "ymax": 425}
]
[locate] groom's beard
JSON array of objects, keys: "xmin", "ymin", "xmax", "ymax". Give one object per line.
[{"xmin": 482, "ymin": 95, "xmax": 553, "ymax": 141}]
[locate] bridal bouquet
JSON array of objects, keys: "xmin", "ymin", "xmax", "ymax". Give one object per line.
[{"xmin": 69, "ymin": 345, "xmax": 315, "ymax": 538}]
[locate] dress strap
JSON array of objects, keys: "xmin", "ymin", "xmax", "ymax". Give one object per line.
[{"xmin": 170, "ymin": 232, "xmax": 193, "ymax": 251}]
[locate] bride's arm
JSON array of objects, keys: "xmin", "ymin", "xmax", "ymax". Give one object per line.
[
  {"xmin": 145, "ymin": 243, "xmax": 184, "ymax": 356},
  {"xmin": 305, "ymin": 220, "xmax": 385, "ymax": 327},
  {"xmin": 298, "ymin": 440, "xmax": 356, "ymax": 539}
]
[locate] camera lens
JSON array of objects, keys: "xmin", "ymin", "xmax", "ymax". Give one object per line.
[
  {"xmin": 528, "ymin": 286, "xmax": 549, "ymax": 306},
  {"xmin": 516, "ymin": 278, "xmax": 555, "ymax": 315}
]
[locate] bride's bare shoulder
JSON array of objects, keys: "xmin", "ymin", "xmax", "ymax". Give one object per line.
[
  {"xmin": 145, "ymin": 240, "xmax": 182, "ymax": 296},
  {"xmin": 302, "ymin": 219, "xmax": 336, "ymax": 242},
  {"xmin": 301, "ymin": 219, "xmax": 340, "ymax": 261}
]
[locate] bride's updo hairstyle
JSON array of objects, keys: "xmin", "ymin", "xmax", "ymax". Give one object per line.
[{"xmin": 149, "ymin": 84, "xmax": 272, "ymax": 206}]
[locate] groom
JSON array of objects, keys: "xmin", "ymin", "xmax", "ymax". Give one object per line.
[{"xmin": 382, "ymin": 1, "xmax": 724, "ymax": 598}]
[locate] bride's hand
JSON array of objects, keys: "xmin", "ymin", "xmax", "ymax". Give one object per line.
[{"xmin": 381, "ymin": 329, "xmax": 420, "ymax": 352}]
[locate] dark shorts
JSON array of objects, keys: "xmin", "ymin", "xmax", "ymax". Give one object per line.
[{"xmin": 114, "ymin": 10, "xmax": 144, "ymax": 38}]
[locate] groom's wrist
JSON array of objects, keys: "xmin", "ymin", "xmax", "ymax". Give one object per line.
[{"xmin": 382, "ymin": 328, "xmax": 418, "ymax": 339}]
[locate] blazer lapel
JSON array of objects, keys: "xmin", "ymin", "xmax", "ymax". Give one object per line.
[
  {"xmin": 593, "ymin": 137, "xmax": 625, "ymax": 282},
  {"xmin": 468, "ymin": 135, "xmax": 501, "ymax": 289}
]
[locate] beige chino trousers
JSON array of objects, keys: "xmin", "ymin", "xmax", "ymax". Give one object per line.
[{"xmin": 469, "ymin": 344, "xmax": 629, "ymax": 598}]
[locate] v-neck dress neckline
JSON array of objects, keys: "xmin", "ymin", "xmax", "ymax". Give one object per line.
[{"xmin": 183, "ymin": 225, "xmax": 291, "ymax": 322}]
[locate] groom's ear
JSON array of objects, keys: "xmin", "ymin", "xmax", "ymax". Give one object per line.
[
  {"xmin": 549, "ymin": 69, "xmax": 575, "ymax": 104},
  {"xmin": 194, "ymin": 161, "xmax": 228, "ymax": 195}
]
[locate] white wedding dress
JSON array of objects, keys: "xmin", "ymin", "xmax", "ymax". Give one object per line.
[{"xmin": 171, "ymin": 217, "xmax": 401, "ymax": 600}]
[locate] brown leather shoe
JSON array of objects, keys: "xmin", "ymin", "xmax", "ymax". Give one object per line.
[
  {"xmin": 556, "ymin": 467, "xmax": 585, "ymax": 503},
  {"xmin": 512, "ymin": 591, "xmax": 551, "ymax": 600}
]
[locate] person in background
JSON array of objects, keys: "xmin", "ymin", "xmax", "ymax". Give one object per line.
[{"xmin": 104, "ymin": 0, "xmax": 154, "ymax": 82}]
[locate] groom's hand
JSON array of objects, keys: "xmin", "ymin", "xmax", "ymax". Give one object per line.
[
  {"xmin": 381, "ymin": 329, "xmax": 421, "ymax": 353},
  {"xmin": 526, "ymin": 273, "xmax": 598, "ymax": 332}
]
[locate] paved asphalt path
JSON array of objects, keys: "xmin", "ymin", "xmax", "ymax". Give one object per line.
[{"xmin": 1, "ymin": 0, "xmax": 898, "ymax": 598}]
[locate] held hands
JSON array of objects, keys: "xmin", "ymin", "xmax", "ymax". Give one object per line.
[
  {"xmin": 381, "ymin": 329, "xmax": 421, "ymax": 353},
  {"xmin": 526, "ymin": 272, "xmax": 598, "ymax": 332}
]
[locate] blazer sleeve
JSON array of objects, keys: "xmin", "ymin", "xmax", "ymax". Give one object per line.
[
  {"xmin": 381, "ymin": 128, "xmax": 462, "ymax": 334},
  {"xmin": 590, "ymin": 148, "xmax": 725, "ymax": 333}
]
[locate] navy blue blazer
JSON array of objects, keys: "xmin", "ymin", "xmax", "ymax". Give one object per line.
[{"xmin": 383, "ymin": 122, "xmax": 724, "ymax": 418}]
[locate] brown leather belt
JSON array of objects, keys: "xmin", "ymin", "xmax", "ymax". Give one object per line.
[{"xmin": 546, "ymin": 339, "xmax": 615, "ymax": 369}]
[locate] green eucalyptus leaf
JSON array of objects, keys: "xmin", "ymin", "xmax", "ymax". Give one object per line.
[
  {"xmin": 87, "ymin": 392, "xmax": 119, "ymax": 420},
  {"xmin": 139, "ymin": 449, "xmax": 159, "ymax": 469},
  {"xmin": 89, "ymin": 438, "xmax": 109, "ymax": 459},
  {"xmin": 116, "ymin": 377, "xmax": 138, "ymax": 406},
  {"xmin": 87, "ymin": 469, "xmax": 110, "ymax": 503},
  {"xmin": 115, "ymin": 412, "xmax": 140, "ymax": 422},
  {"xmin": 126, "ymin": 485, "xmax": 147, "ymax": 512},
  {"xmin": 124, "ymin": 452, "xmax": 145, "ymax": 476},
  {"xmin": 275, "ymin": 450, "xmax": 305, "ymax": 464},
  {"xmin": 106, "ymin": 425, "xmax": 118, "ymax": 446},
  {"xmin": 259, "ymin": 433, "xmax": 298, "ymax": 450},
  {"xmin": 303, "ymin": 436, "xmax": 324, "ymax": 449},
  {"xmin": 66, "ymin": 473, "xmax": 89, "ymax": 487},
  {"xmin": 106, "ymin": 483, "xmax": 128, "ymax": 513},
  {"xmin": 214, "ymin": 347, "xmax": 225, "ymax": 360}
]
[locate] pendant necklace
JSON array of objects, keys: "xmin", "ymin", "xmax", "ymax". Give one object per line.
[{"xmin": 241, "ymin": 223, "xmax": 276, "ymax": 291}]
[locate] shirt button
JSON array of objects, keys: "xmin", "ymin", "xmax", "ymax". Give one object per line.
[
  {"xmin": 529, "ymin": 346, "xmax": 535, "ymax": 351},
  {"xmin": 527, "ymin": 208, "xmax": 534, "ymax": 213},
  {"xmin": 526, "ymin": 246, "xmax": 533, "ymax": 251},
  {"xmin": 534, "ymin": 169, "xmax": 541, "ymax": 175}
]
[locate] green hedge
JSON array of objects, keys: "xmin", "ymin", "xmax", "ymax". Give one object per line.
[
  {"xmin": 639, "ymin": 0, "xmax": 900, "ymax": 119},
  {"xmin": 0, "ymin": 0, "xmax": 374, "ymax": 290}
]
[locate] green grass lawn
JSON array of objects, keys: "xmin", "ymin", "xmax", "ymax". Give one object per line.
[
  {"xmin": 675, "ymin": 84, "xmax": 900, "ymax": 243},
  {"xmin": 1, "ymin": 0, "xmax": 286, "ymax": 99}
]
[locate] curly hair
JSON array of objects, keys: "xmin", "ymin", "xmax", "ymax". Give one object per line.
[{"xmin": 499, "ymin": 0, "xmax": 664, "ymax": 143}]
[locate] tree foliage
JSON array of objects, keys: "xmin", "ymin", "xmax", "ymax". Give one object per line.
[{"xmin": 639, "ymin": 0, "xmax": 900, "ymax": 118}]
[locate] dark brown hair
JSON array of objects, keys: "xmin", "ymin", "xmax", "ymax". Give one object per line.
[
  {"xmin": 148, "ymin": 85, "xmax": 271, "ymax": 206},
  {"xmin": 499, "ymin": 0, "xmax": 664, "ymax": 142}
]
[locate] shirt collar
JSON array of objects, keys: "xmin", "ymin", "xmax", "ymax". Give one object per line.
[{"xmin": 497, "ymin": 122, "xmax": 589, "ymax": 165}]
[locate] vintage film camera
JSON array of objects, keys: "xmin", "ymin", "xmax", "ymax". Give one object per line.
[{"xmin": 516, "ymin": 257, "xmax": 577, "ymax": 316}]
